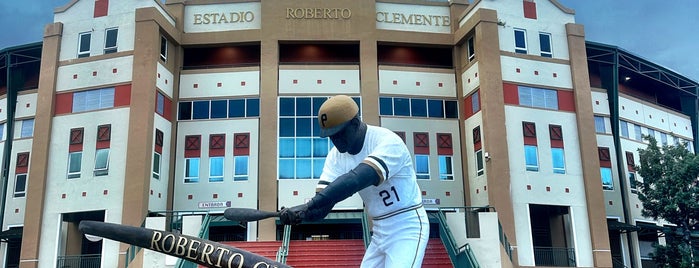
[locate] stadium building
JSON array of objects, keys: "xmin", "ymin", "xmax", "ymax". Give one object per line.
[{"xmin": 0, "ymin": 0, "xmax": 696, "ymax": 267}]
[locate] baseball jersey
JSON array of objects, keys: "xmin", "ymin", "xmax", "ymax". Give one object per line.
[{"xmin": 317, "ymin": 125, "xmax": 424, "ymax": 219}]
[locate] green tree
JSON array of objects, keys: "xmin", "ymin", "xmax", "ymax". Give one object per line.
[{"xmin": 636, "ymin": 136, "xmax": 699, "ymax": 268}]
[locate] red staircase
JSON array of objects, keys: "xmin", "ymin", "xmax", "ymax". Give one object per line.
[{"xmin": 217, "ymin": 238, "xmax": 453, "ymax": 268}]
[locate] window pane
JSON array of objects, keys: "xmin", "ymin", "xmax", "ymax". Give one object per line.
[
  {"xmin": 445, "ymin": 101, "xmax": 458, "ymax": 118},
  {"xmin": 296, "ymin": 159, "xmax": 312, "ymax": 179},
  {"xmin": 14, "ymin": 174, "xmax": 26, "ymax": 197},
  {"xmin": 594, "ymin": 116, "xmax": 606, "ymax": 133},
  {"xmin": 279, "ymin": 138, "xmax": 295, "ymax": 158},
  {"xmin": 152, "ymin": 152, "xmax": 161, "ymax": 179},
  {"xmin": 279, "ymin": 118, "xmax": 295, "ymax": 137},
  {"xmin": 415, "ymin": 155, "xmax": 429, "ymax": 179},
  {"xmin": 634, "ymin": 124, "xmax": 642, "ymax": 141},
  {"xmin": 79, "ymin": 33, "xmax": 91, "ymax": 56},
  {"xmin": 471, "ymin": 92, "xmax": 480, "ymax": 113},
  {"xmin": 629, "ymin": 172, "xmax": 637, "ymax": 191},
  {"xmin": 210, "ymin": 100, "xmax": 227, "ymax": 119},
  {"xmin": 601, "ymin": 167, "xmax": 613, "ymax": 190},
  {"xmin": 95, "ymin": 149, "xmax": 110, "ymax": 169},
  {"xmin": 439, "ymin": 155, "xmax": 453, "ymax": 180},
  {"xmin": 234, "ymin": 156, "xmax": 249, "ymax": 181},
  {"xmin": 185, "ymin": 158, "xmax": 200, "ymax": 183},
  {"xmin": 514, "ymin": 29, "xmax": 527, "ymax": 53},
  {"xmin": 620, "ymin": 121, "xmax": 629, "ymax": 138},
  {"xmin": 68, "ymin": 152, "xmax": 82, "ymax": 179},
  {"xmin": 524, "ymin": 145, "xmax": 539, "ymax": 171},
  {"xmin": 476, "ymin": 150, "xmax": 484, "ymax": 176},
  {"xmin": 21, "ymin": 119, "xmax": 34, "ymax": 138},
  {"xmin": 394, "ymin": 98, "xmax": 410, "ymax": 116},
  {"xmin": 192, "ymin": 101, "xmax": 210, "ymax": 119},
  {"xmin": 179, "ymin": 102, "xmax": 192, "ymax": 120},
  {"xmin": 467, "ymin": 37, "xmax": 475, "ymax": 60},
  {"xmin": 160, "ymin": 36, "xmax": 167, "ymax": 61},
  {"xmin": 278, "ymin": 159, "xmax": 295, "ymax": 179},
  {"xmin": 280, "ymin": 98, "xmax": 295, "ymax": 116},
  {"xmin": 311, "ymin": 138, "xmax": 327, "ymax": 158},
  {"xmin": 313, "ymin": 159, "xmax": 325, "ymax": 178},
  {"xmin": 296, "ymin": 98, "xmax": 311, "ymax": 116},
  {"xmin": 296, "ymin": 138, "xmax": 311, "ymax": 157},
  {"xmin": 539, "ymin": 33, "xmax": 552, "ymax": 57},
  {"xmin": 552, "ymin": 148, "xmax": 565, "ymax": 174},
  {"xmin": 543, "ymin": 89, "xmax": 558, "ymax": 109},
  {"xmin": 228, "ymin": 99, "xmax": 245, "ymax": 118},
  {"xmin": 312, "ymin": 97, "xmax": 326, "ymax": 116},
  {"xmin": 296, "ymin": 118, "xmax": 311, "ymax": 136},
  {"xmin": 380, "ymin": 97, "xmax": 393, "ymax": 116},
  {"xmin": 246, "ymin": 98, "xmax": 260, "ymax": 117},
  {"xmin": 410, "ymin": 99, "xmax": 427, "ymax": 117},
  {"xmin": 209, "ymin": 156, "xmax": 224, "ymax": 180},
  {"xmin": 105, "ymin": 28, "xmax": 118, "ymax": 48},
  {"xmin": 428, "ymin": 99, "xmax": 444, "ymax": 118},
  {"xmin": 156, "ymin": 93, "xmax": 165, "ymax": 115},
  {"xmin": 518, "ymin": 86, "xmax": 532, "ymax": 107},
  {"xmin": 99, "ymin": 88, "xmax": 115, "ymax": 109}
]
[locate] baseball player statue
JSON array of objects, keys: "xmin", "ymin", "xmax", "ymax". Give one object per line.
[{"xmin": 279, "ymin": 95, "xmax": 429, "ymax": 267}]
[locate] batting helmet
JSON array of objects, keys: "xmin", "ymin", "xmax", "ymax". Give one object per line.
[{"xmin": 318, "ymin": 95, "xmax": 359, "ymax": 138}]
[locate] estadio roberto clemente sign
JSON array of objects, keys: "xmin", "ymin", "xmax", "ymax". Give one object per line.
[{"xmin": 184, "ymin": 3, "xmax": 450, "ymax": 33}]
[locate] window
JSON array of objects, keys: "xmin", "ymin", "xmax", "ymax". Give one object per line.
[
  {"xmin": 415, "ymin": 155, "xmax": 430, "ymax": 179},
  {"xmin": 438, "ymin": 155, "xmax": 453, "ymax": 180},
  {"xmin": 629, "ymin": 172, "xmax": 638, "ymax": 193},
  {"xmin": 518, "ymin": 86, "xmax": 558, "ymax": 110},
  {"xmin": 211, "ymin": 100, "xmax": 227, "ymax": 119},
  {"xmin": 67, "ymin": 152, "xmax": 82, "ymax": 179},
  {"xmin": 475, "ymin": 150, "xmax": 484, "ymax": 176},
  {"xmin": 594, "ymin": 116, "xmax": 606, "ymax": 133},
  {"xmin": 0, "ymin": 123, "xmax": 4, "ymax": 141},
  {"xmin": 78, "ymin": 32, "xmax": 91, "ymax": 58},
  {"xmin": 647, "ymin": 128, "xmax": 655, "ymax": 139},
  {"xmin": 660, "ymin": 132, "xmax": 668, "ymax": 145},
  {"xmin": 94, "ymin": 148, "xmax": 110, "ymax": 176},
  {"xmin": 524, "ymin": 145, "xmax": 539, "ymax": 171},
  {"xmin": 185, "ymin": 158, "xmax": 200, "ymax": 183},
  {"xmin": 552, "ymin": 148, "xmax": 565, "ymax": 174},
  {"xmin": 514, "ymin": 28, "xmax": 527, "ymax": 54},
  {"xmin": 20, "ymin": 119, "xmax": 34, "ymax": 138},
  {"xmin": 539, "ymin": 32, "xmax": 552, "ymax": 57},
  {"xmin": 160, "ymin": 35, "xmax": 168, "ymax": 62},
  {"xmin": 467, "ymin": 36, "xmax": 475, "ymax": 61},
  {"xmin": 471, "ymin": 91, "xmax": 480, "ymax": 114},
  {"xmin": 178, "ymin": 98, "xmax": 260, "ymax": 120},
  {"xmin": 209, "ymin": 157, "xmax": 224, "ymax": 182},
  {"xmin": 104, "ymin": 28, "xmax": 118, "ymax": 54},
  {"xmin": 379, "ymin": 97, "xmax": 458, "ymax": 119},
  {"xmin": 620, "ymin": 120, "xmax": 629, "ymax": 138},
  {"xmin": 600, "ymin": 167, "xmax": 613, "ymax": 190},
  {"xmin": 152, "ymin": 152, "xmax": 161, "ymax": 179},
  {"xmin": 279, "ymin": 97, "xmax": 348, "ymax": 179},
  {"xmin": 156, "ymin": 92, "xmax": 165, "ymax": 115},
  {"xmin": 234, "ymin": 155, "xmax": 249, "ymax": 181},
  {"xmin": 72, "ymin": 88, "xmax": 115, "ymax": 112},
  {"xmin": 634, "ymin": 124, "xmax": 642, "ymax": 141},
  {"xmin": 13, "ymin": 174, "xmax": 27, "ymax": 198}
]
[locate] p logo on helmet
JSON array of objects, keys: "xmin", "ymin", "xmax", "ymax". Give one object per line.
[{"xmin": 318, "ymin": 95, "xmax": 359, "ymax": 138}]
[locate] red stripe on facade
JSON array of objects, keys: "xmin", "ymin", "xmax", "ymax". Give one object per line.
[
  {"xmin": 55, "ymin": 93, "xmax": 74, "ymax": 115},
  {"xmin": 413, "ymin": 132, "xmax": 429, "ymax": 155},
  {"xmin": 163, "ymin": 96, "xmax": 172, "ymax": 121},
  {"xmin": 114, "ymin": 84, "xmax": 131, "ymax": 107},
  {"xmin": 558, "ymin": 90, "xmax": 575, "ymax": 112},
  {"xmin": 463, "ymin": 95, "xmax": 474, "ymax": 119},
  {"xmin": 523, "ymin": 1, "xmax": 537, "ymax": 19},
  {"xmin": 94, "ymin": 0, "xmax": 109, "ymax": 18},
  {"xmin": 503, "ymin": 83, "xmax": 519, "ymax": 105}
]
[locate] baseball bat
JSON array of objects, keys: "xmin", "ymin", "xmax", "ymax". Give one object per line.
[
  {"xmin": 78, "ymin": 220, "xmax": 290, "ymax": 268},
  {"xmin": 224, "ymin": 208, "xmax": 280, "ymax": 222}
]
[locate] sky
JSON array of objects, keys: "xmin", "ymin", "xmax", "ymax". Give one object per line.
[{"xmin": 0, "ymin": 0, "xmax": 697, "ymax": 82}]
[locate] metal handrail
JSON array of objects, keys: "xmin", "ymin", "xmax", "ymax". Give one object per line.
[
  {"xmin": 434, "ymin": 210, "xmax": 480, "ymax": 268},
  {"xmin": 57, "ymin": 254, "xmax": 101, "ymax": 268},
  {"xmin": 277, "ymin": 224, "xmax": 291, "ymax": 263},
  {"xmin": 361, "ymin": 211, "xmax": 371, "ymax": 248},
  {"xmin": 175, "ymin": 213, "xmax": 212, "ymax": 268}
]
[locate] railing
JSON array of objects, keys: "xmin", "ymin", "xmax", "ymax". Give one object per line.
[
  {"xmin": 361, "ymin": 211, "xmax": 371, "ymax": 248},
  {"xmin": 56, "ymin": 254, "xmax": 101, "ymax": 268},
  {"xmin": 175, "ymin": 213, "xmax": 212, "ymax": 268},
  {"xmin": 612, "ymin": 257, "xmax": 630, "ymax": 268},
  {"xmin": 277, "ymin": 224, "xmax": 291, "ymax": 263},
  {"xmin": 434, "ymin": 210, "xmax": 480, "ymax": 268},
  {"xmin": 533, "ymin": 246, "xmax": 576, "ymax": 267}
]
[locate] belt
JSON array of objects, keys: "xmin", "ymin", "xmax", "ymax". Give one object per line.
[{"xmin": 373, "ymin": 203, "xmax": 423, "ymax": 220}]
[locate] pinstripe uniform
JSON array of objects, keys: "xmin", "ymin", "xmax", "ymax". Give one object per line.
[{"xmin": 317, "ymin": 125, "xmax": 429, "ymax": 268}]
